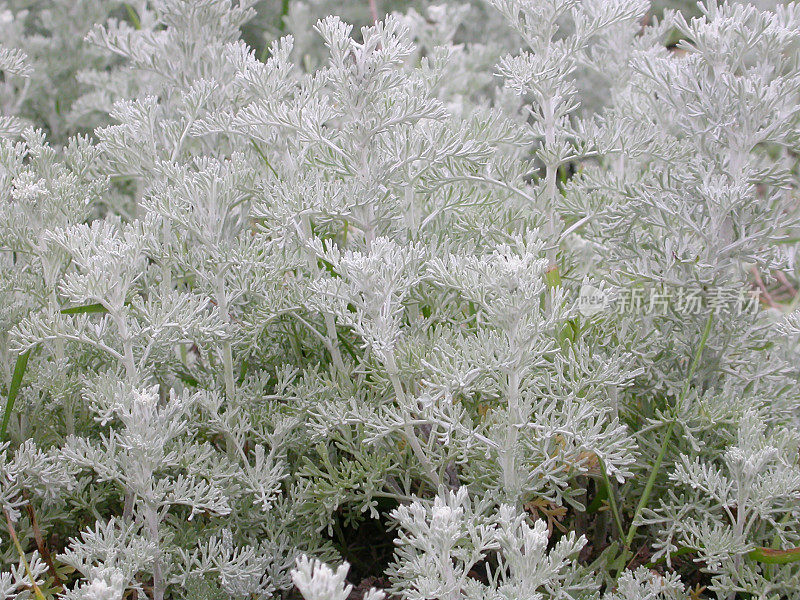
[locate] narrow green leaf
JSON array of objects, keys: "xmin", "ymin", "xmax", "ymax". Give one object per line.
[
  {"xmin": 60, "ymin": 303, "xmax": 108, "ymax": 314},
  {"xmin": 609, "ymin": 548, "xmax": 633, "ymax": 573},
  {"xmin": 598, "ymin": 457, "xmax": 624, "ymax": 544},
  {"xmin": 1, "ymin": 350, "xmax": 31, "ymax": 442},
  {"xmin": 124, "ymin": 3, "xmax": 141, "ymax": 30},
  {"xmin": 747, "ymin": 547, "xmax": 800, "ymax": 565}
]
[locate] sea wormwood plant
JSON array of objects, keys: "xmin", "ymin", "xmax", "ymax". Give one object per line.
[{"xmin": 0, "ymin": 1, "xmax": 800, "ymax": 600}]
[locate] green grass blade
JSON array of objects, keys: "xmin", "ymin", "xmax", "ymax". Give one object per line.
[
  {"xmin": 60, "ymin": 303, "xmax": 108, "ymax": 314},
  {"xmin": 598, "ymin": 457, "xmax": 625, "ymax": 543},
  {"xmin": 250, "ymin": 140, "xmax": 279, "ymax": 178},
  {"xmin": 624, "ymin": 312, "xmax": 714, "ymax": 551},
  {"xmin": 1, "ymin": 350, "xmax": 31, "ymax": 442}
]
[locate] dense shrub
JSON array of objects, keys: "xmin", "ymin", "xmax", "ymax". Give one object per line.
[{"xmin": 1, "ymin": 1, "xmax": 800, "ymax": 599}]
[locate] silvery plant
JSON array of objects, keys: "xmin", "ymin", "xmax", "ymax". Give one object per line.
[{"xmin": 0, "ymin": 0, "xmax": 799, "ymax": 599}]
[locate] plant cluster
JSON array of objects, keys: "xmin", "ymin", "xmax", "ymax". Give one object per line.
[{"xmin": 1, "ymin": 1, "xmax": 800, "ymax": 599}]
